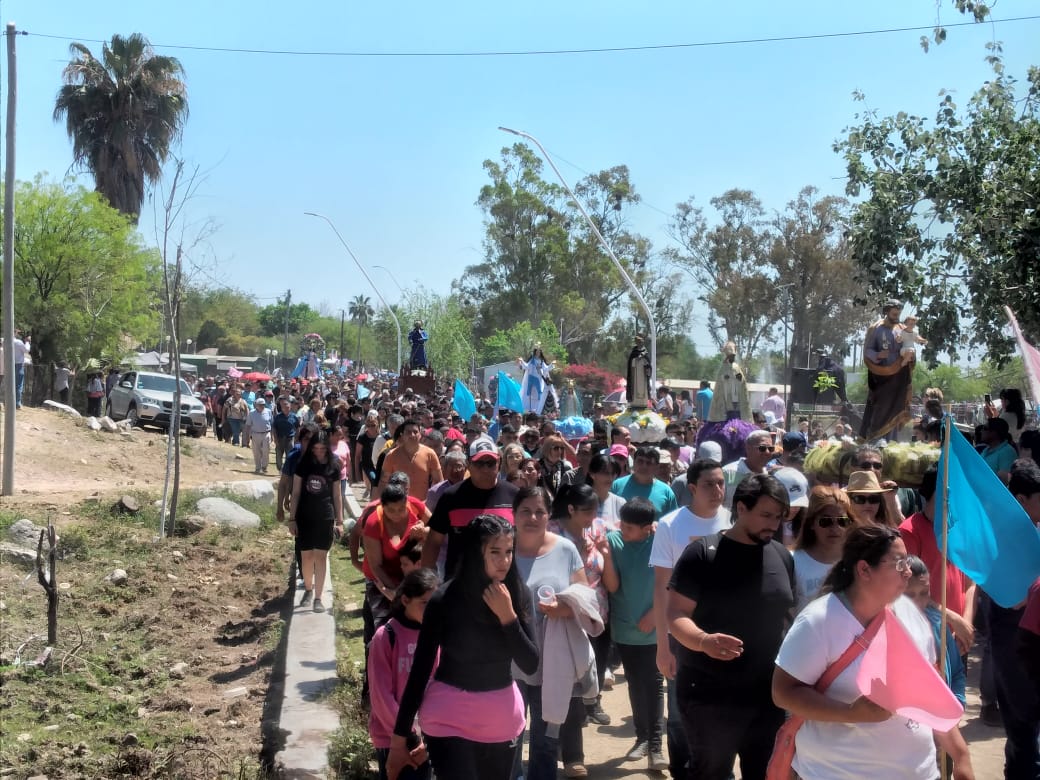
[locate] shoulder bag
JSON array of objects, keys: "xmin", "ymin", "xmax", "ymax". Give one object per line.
[{"xmin": 765, "ymin": 606, "xmax": 885, "ymax": 780}]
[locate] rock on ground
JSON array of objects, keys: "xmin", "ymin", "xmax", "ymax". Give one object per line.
[
  {"xmin": 0, "ymin": 541, "xmax": 36, "ymax": 568},
  {"xmin": 5, "ymin": 518, "xmax": 53, "ymax": 550},
  {"xmin": 98, "ymin": 416, "xmax": 119, "ymax": 433},
  {"xmin": 194, "ymin": 497, "xmax": 261, "ymax": 529},
  {"xmin": 105, "ymin": 569, "xmax": 128, "ymax": 586},
  {"xmin": 199, "ymin": 480, "xmax": 276, "ymax": 505},
  {"xmin": 41, "ymin": 399, "xmax": 81, "ymax": 418}
]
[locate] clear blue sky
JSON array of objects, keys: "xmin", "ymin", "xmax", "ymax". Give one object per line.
[{"xmin": 9, "ymin": 0, "xmax": 1040, "ymax": 347}]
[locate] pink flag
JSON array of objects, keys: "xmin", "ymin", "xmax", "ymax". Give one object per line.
[
  {"xmin": 227, "ymin": 366, "xmax": 243, "ymax": 378},
  {"xmin": 1005, "ymin": 307, "xmax": 1040, "ymax": 407},
  {"xmin": 855, "ymin": 608, "xmax": 963, "ymax": 732}
]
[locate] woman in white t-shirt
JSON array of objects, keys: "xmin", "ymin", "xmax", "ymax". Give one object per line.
[
  {"xmin": 773, "ymin": 525, "xmax": 975, "ymax": 780},
  {"xmin": 792, "ymin": 486, "xmax": 855, "ymax": 612}
]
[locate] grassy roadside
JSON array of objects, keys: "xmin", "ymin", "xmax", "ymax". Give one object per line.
[
  {"xmin": 0, "ymin": 489, "xmax": 292, "ymax": 779},
  {"xmin": 326, "ymin": 541, "xmax": 376, "ymax": 778}
]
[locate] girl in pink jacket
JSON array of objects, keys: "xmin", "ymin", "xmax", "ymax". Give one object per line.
[{"xmin": 368, "ymin": 568, "xmax": 439, "ymax": 780}]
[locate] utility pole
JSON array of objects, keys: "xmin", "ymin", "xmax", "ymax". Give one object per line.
[
  {"xmin": 338, "ymin": 309, "xmax": 345, "ymax": 363},
  {"xmin": 2, "ymin": 22, "xmax": 17, "ymax": 496},
  {"xmin": 282, "ymin": 289, "xmax": 291, "ymax": 370}
]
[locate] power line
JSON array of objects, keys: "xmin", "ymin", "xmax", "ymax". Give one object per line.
[{"xmin": 21, "ymin": 15, "xmax": 1040, "ymax": 59}]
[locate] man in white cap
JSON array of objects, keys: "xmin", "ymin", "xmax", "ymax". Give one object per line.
[
  {"xmin": 244, "ymin": 396, "xmax": 273, "ymax": 474},
  {"xmin": 772, "ymin": 466, "xmax": 810, "ymax": 546}
]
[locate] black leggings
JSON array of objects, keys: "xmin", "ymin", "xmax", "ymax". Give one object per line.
[{"xmin": 424, "ymin": 734, "xmax": 517, "ymax": 780}]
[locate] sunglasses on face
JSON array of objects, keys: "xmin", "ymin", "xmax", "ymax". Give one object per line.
[
  {"xmin": 756, "ymin": 445, "xmax": 774, "ymax": 453},
  {"xmin": 857, "ymin": 461, "xmax": 883, "ymax": 471},
  {"xmin": 816, "ymin": 516, "xmax": 854, "ymax": 529},
  {"xmin": 851, "ymin": 495, "xmax": 882, "ymax": 505}
]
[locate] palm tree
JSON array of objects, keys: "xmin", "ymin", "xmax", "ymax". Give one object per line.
[
  {"xmin": 349, "ymin": 295, "xmax": 375, "ymax": 367},
  {"xmin": 53, "ymin": 33, "xmax": 188, "ymax": 222}
]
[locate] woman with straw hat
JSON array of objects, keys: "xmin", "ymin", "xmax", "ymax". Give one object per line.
[{"xmin": 845, "ymin": 470, "xmax": 896, "ymax": 528}]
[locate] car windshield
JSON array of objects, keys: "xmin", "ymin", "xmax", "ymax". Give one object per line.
[{"xmin": 136, "ymin": 375, "xmax": 194, "ymax": 395}]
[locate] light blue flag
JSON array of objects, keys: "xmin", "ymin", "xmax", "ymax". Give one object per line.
[
  {"xmin": 936, "ymin": 417, "xmax": 1040, "ymax": 607},
  {"xmin": 453, "ymin": 378, "xmax": 476, "ymax": 421},
  {"xmin": 356, "ymin": 384, "xmax": 370, "ymax": 400},
  {"xmin": 497, "ymin": 371, "xmax": 524, "ymax": 414}
]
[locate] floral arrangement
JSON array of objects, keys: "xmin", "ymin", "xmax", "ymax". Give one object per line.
[{"xmin": 613, "ymin": 409, "xmax": 668, "ymax": 443}]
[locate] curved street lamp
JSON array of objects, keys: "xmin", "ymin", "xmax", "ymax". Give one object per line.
[{"xmin": 304, "ymin": 212, "xmax": 402, "ymax": 372}]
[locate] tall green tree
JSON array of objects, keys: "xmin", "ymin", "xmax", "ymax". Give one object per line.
[
  {"xmin": 836, "ymin": 53, "xmax": 1040, "ymax": 363},
  {"xmin": 457, "ymin": 145, "xmax": 647, "ymax": 361},
  {"xmin": 349, "ymin": 295, "xmax": 375, "ymax": 366},
  {"xmin": 258, "ymin": 299, "xmax": 316, "ymax": 338},
  {"xmin": 769, "ymin": 187, "xmax": 866, "ymax": 365},
  {"xmin": 665, "ymin": 189, "xmax": 778, "ymax": 360},
  {"xmin": 7, "ymin": 177, "xmax": 157, "ymax": 404},
  {"xmin": 53, "ymin": 33, "xmax": 188, "ymax": 221}
]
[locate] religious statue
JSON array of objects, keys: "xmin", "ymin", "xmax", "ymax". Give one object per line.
[
  {"xmin": 626, "ymin": 334, "xmax": 652, "ymax": 409},
  {"xmin": 408, "ymin": 320, "xmax": 429, "ymax": 369},
  {"xmin": 707, "ymin": 341, "xmax": 751, "ymax": 421},
  {"xmin": 560, "ymin": 379, "xmax": 583, "ymax": 418},
  {"xmin": 860, "ymin": 299, "xmax": 913, "ymax": 441},
  {"xmin": 517, "ymin": 344, "xmax": 554, "ymax": 414}
]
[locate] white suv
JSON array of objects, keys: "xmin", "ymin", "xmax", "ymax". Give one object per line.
[{"xmin": 108, "ymin": 370, "xmax": 207, "ymax": 437}]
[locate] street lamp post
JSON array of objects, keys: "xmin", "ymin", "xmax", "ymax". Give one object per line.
[
  {"xmin": 265, "ymin": 348, "xmax": 273, "ymax": 372},
  {"xmin": 304, "ymin": 212, "xmax": 402, "ymax": 373},
  {"xmin": 185, "ymin": 338, "xmax": 192, "ymax": 355},
  {"xmin": 372, "ymin": 265, "xmax": 406, "ymax": 297},
  {"xmin": 272, "ymin": 349, "xmax": 278, "ymax": 374},
  {"xmin": 498, "ymin": 127, "xmax": 658, "ymax": 391}
]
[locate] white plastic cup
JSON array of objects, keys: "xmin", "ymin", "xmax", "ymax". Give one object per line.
[{"xmin": 537, "ymin": 585, "xmax": 556, "ymax": 605}]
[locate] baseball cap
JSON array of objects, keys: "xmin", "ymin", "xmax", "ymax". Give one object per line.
[
  {"xmin": 468, "ymin": 435, "xmax": 500, "ymax": 461},
  {"xmin": 609, "ymin": 444, "xmax": 630, "ymax": 458},
  {"xmin": 782, "ymin": 431, "xmax": 807, "ymax": 451},
  {"xmin": 255, "ymin": 397, "xmax": 267, "ymax": 406},
  {"xmin": 696, "ymin": 440, "xmax": 723, "ymax": 462},
  {"xmin": 773, "ymin": 467, "xmax": 809, "ymax": 508},
  {"xmin": 658, "ymin": 450, "xmax": 673, "ymax": 466}
]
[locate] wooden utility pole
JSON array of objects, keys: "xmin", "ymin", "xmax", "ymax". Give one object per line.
[
  {"xmin": 282, "ymin": 289, "xmax": 291, "ymax": 370},
  {"xmin": 2, "ymin": 22, "xmax": 18, "ymax": 496}
]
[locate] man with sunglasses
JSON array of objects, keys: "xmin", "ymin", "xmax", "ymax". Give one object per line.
[
  {"xmin": 722, "ymin": 430, "xmax": 774, "ymax": 509},
  {"xmin": 420, "ymin": 435, "xmax": 517, "ymax": 576}
]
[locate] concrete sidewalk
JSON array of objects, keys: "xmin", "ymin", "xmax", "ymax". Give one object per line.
[{"xmin": 273, "ymin": 490, "xmax": 364, "ymax": 777}]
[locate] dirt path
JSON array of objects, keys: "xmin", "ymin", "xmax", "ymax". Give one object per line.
[
  {"xmin": 580, "ymin": 654, "xmax": 1006, "ymax": 778},
  {"xmin": 0, "ymin": 406, "xmax": 266, "ymax": 513}
]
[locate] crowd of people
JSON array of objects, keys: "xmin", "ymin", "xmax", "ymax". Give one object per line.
[{"xmin": 220, "ymin": 364, "xmax": 1037, "ymax": 780}]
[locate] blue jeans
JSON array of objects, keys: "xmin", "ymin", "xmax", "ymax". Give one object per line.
[
  {"xmin": 14, "ymin": 363, "xmax": 24, "ymax": 407},
  {"xmin": 515, "ymin": 681, "xmax": 585, "ymax": 780},
  {"xmin": 228, "ymin": 418, "xmax": 243, "ymax": 446}
]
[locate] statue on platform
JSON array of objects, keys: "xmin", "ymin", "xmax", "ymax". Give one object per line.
[
  {"xmin": 626, "ymin": 334, "xmax": 652, "ymax": 409},
  {"xmin": 860, "ymin": 299, "xmax": 913, "ymax": 441},
  {"xmin": 408, "ymin": 320, "xmax": 429, "ymax": 369},
  {"xmin": 708, "ymin": 341, "xmax": 751, "ymax": 421},
  {"xmin": 517, "ymin": 344, "xmax": 554, "ymax": 414},
  {"xmin": 560, "ymin": 379, "xmax": 583, "ymax": 418}
]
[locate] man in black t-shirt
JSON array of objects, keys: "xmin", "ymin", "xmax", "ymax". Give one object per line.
[
  {"xmin": 666, "ymin": 473, "xmax": 795, "ymax": 780},
  {"xmin": 420, "ymin": 435, "xmax": 517, "ymax": 577}
]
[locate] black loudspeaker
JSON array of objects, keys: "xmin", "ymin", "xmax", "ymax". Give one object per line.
[{"xmin": 791, "ymin": 368, "xmax": 838, "ymax": 405}]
